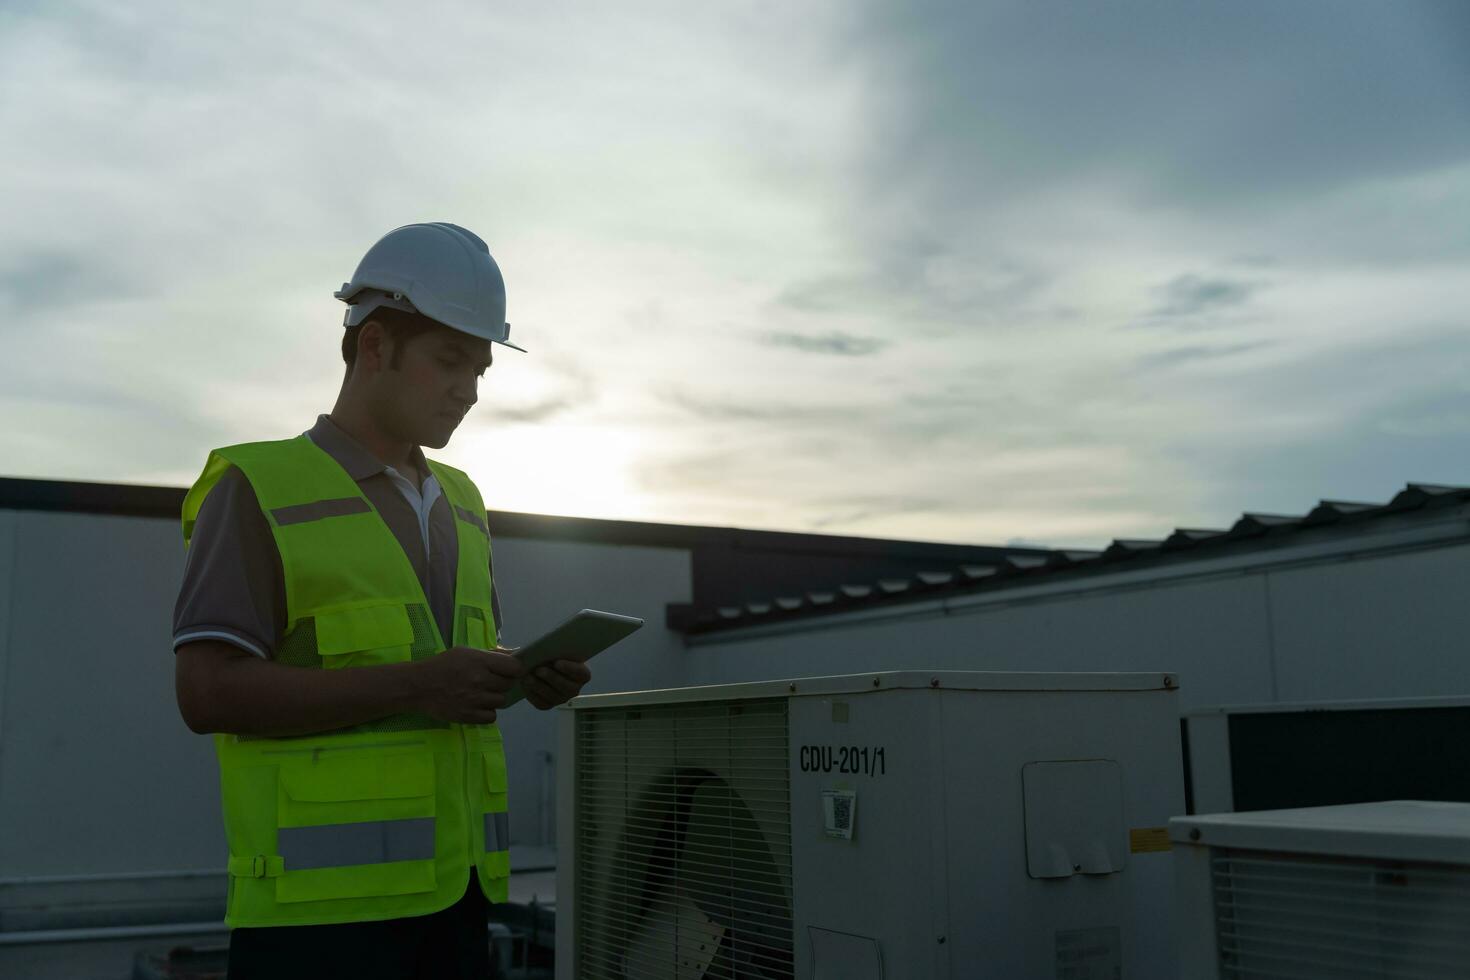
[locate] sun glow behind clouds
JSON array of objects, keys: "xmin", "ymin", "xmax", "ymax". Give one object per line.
[{"xmin": 444, "ymin": 422, "xmax": 654, "ymax": 523}]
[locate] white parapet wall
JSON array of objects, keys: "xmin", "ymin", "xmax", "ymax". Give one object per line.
[{"xmin": 0, "ymin": 501, "xmax": 694, "ymax": 959}]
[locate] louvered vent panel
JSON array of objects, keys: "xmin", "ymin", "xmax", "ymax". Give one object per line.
[
  {"xmin": 575, "ymin": 699, "xmax": 794, "ymax": 980},
  {"xmin": 1212, "ymin": 848, "xmax": 1470, "ymax": 979}
]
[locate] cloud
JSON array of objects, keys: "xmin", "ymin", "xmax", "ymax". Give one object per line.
[
  {"xmin": 482, "ymin": 353, "xmax": 598, "ymax": 425},
  {"xmin": 1138, "ymin": 326, "xmax": 1470, "ymax": 518},
  {"xmin": 659, "ymin": 388, "xmax": 852, "ymax": 424},
  {"xmin": 852, "ymin": 1, "xmax": 1470, "ymax": 212},
  {"xmin": 0, "ymin": 249, "xmax": 144, "ymax": 321},
  {"xmin": 494, "ymin": 396, "xmax": 582, "ymax": 424},
  {"xmin": 817, "ymin": 2, "xmax": 1470, "ymax": 321},
  {"xmin": 1150, "ymin": 275, "xmax": 1257, "ymax": 318},
  {"xmin": 807, "ymin": 495, "xmax": 940, "ymax": 530},
  {"xmin": 774, "ymin": 247, "xmax": 1051, "ymax": 334},
  {"xmin": 1135, "ymin": 341, "xmax": 1273, "ymax": 370},
  {"xmin": 762, "ymin": 330, "xmax": 888, "ymax": 356}
]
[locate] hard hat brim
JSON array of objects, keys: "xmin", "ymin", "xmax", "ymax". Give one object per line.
[{"xmin": 340, "ymin": 288, "xmax": 527, "ymax": 352}]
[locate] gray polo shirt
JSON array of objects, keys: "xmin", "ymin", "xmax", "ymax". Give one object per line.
[{"xmin": 173, "ymin": 414, "xmax": 501, "ymax": 658}]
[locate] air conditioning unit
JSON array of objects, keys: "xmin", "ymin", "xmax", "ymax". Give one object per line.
[
  {"xmin": 1171, "ymin": 800, "xmax": 1470, "ymax": 979},
  {"xmin": 1184, "ymin": 696, "xmax": 1470, "ymax": 815},
  {"xmin": 556, "ymin": 670, "xmax": 1184, "ymax": 979}
]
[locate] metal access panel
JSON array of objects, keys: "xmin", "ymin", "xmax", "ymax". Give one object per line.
[
  {"xmin": 1185, "ymin": 696, "xmax": 1470, "ymax": 814},
  {"xmin": 559, "ymin": 670, "xmax": 1183, "ymax": 980}
]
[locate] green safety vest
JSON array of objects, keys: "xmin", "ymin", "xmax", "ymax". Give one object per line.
[{"xmin": 181, "ymin": 435, "xmax": 510, "ymax": 928}]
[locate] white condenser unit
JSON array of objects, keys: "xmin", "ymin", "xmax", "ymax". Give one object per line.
[
  {"xmin": 555, "ymin": 670, "xmax": 1184, "ymax": 979},
  {"xmin": 1171, "ymin": 800, "xmax": 1470, "ymax": 979}
]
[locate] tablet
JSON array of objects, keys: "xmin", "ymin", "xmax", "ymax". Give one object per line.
[{"xmin": 501, "ymin": 608, "xmax": 644, "ymax": 708}]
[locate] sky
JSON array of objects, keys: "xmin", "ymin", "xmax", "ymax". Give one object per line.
[{"xmin": 3, "ymin": 0, "xmax": 1469, "ymax": 550}]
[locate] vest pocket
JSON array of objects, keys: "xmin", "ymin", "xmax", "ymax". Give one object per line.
[
  {"xmin": 316, "ymin": 603, "xmax": 415, "ymax": 669},
  {"xmin": 274, "ymin": 750, "xmax": 438, "ymax": 904},
  {"xmin": 481, "ymin": 751, "xmax": 508, "ymax": 822},
  {"xmin": 462, "ymin": 605, "xmax": 494, "ymax": 650}
]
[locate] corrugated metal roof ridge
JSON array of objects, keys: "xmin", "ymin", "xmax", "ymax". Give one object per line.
[{"xmin": 681, "ymin": 482, "xmax": 1470, "ymax": 634}]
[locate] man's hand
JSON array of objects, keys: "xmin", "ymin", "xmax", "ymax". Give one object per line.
[
  {"xmin": 413, "ymin": 645, "xmax": 524, "ymax": 724},
  {"xmin": 523, "ymin": 659, "xmax": 592, "ymax": 710}
]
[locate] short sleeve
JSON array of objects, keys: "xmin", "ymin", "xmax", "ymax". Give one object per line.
[{"xmin": 172, "ymin": 465, "xmax": 287, "ymax": 658}]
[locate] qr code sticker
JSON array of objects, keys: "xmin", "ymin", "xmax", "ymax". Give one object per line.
[{"xmin": 822, "ymin": 790, "xmax": 856, "ymax": 840}]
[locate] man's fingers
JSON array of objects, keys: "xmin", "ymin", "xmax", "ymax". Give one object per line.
[
  {"xmin": 479, "ymin": 673, "xmax": 517, "ymax": 695},
  {"xmin": 480, "ymin": 651, "xmax": 525, "ymax": 678},
  {"xmin": 532, "ymin": 666, "xmax": 583, "ymax": 700},
  {"xmin": 552, "ymin": 659, "xmax": 591, "ymax": 683},
  {"xmin": 523, "ymin": 674, "xmax": 559, "ymax": 704}
]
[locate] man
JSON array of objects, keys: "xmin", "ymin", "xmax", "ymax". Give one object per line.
[{"xmin": 173, "ymin": 222, "xmax": 590, "ymax": 978}]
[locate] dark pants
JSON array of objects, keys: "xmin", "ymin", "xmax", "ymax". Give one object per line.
[{"xmin": 227, "ymin": 877, "xmax": 492, "ymax": 980}]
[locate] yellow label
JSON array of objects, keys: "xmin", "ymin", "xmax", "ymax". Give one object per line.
[{"xmin": 1129, "ymin": 827, "xmax": 1172, "ymax": 853}]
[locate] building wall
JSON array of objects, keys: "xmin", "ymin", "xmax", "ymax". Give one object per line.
[
  {"xmin": 685, "ymin": 572, "xmax": 1277, "ymax": 709},
  {"xmin": 1267, "ymin": 545, "xmax": 1470, "ymax": 702},
  {"xmin": 0, "ymin": 509, "xmax": 207, "ymax": 879},
  {"xmin": 0, "ymin": 508, "xmax": 692, "ymax": 888},
  {"xmin": 685, "ymin": 535, "xmax": 1470, "ymax": 712}
]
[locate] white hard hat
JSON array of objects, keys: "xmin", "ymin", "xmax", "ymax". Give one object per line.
[{"xmin": 335, "ymin": 222, "xmax": 526, "ymax": 353}]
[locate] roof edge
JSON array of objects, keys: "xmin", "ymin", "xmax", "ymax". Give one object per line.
[
  {"xmin": 679, "ymin": 486, "xmax": 1470, "ymax": 636},
  {"xmin": 0, "ymin": 475, "xmax": 1036, "ymax": 557}
]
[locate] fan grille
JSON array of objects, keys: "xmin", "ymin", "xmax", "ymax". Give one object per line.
[
  {"xmin": 1212, "ymin": 847, "xmax": 1470, "ymax": 979},
  {"xmin": 574, "ymin": 699, "xmax": 795, "ymax": 980}
]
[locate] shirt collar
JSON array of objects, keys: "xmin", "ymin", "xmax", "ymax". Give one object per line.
[{"xmin": 305, "ymin": 414, "xmax": 430, "ymax": 484}]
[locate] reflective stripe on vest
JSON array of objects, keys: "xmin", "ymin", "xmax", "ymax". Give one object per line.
[
  {"xmin": 271, "ymin": 496, "xmax": 372, "ymax": 526},
  {"xmin": 452, "ymin": 503, "xmax": 489, "ymax": 535},
  {"xmin": 279, "ymin": 817, "xmax": 437, "ymax": 870}
]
